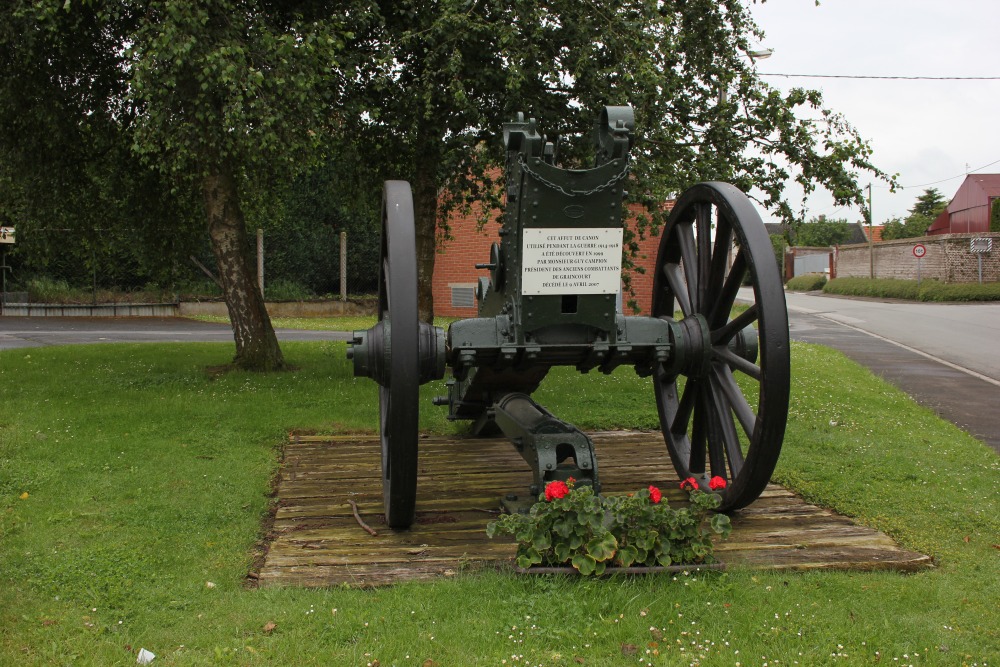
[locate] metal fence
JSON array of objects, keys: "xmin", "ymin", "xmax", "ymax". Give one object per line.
[{"xmin": 0, "ymin": 227, "xmax": 378, "ymax": 311}]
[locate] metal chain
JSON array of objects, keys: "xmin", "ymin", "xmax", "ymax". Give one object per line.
[{"xmin": 517, "ymin": 156, "xmax": 630, "ymax": 198}]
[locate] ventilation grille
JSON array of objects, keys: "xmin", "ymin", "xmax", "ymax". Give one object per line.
[{"xmin": 450, "ymin": 285, "xmax": 476, "ymax": 309}]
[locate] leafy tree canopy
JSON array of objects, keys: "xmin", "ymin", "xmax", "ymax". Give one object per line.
[
  {"xmin": 907, "ymin": 187, "xmax": 948, "ymax": 219},
  {"xmin": 1, "ymin": 0, "xmax": 368, "ymax": 369},
  {"xmin": 881, "ymin": 188, "xmax": 949, "ymax": 240},
  {"xmin": 344, "ymin": 0, "xmax": 895, "ymax": 318},
  {"xmin": 793, "ymin": 216, "xmax": 855, "ymax": 247},
  {"xmin": 4, "ymin": 0, "xmax": 896, "ymax": 327}
]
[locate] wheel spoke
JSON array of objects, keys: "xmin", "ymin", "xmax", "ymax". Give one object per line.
[
  {"xmin": 672, "ymin": 377, "xmax": 698, "ymax": 436},
  {"xmin": 663, "ymin": 262, "xmax": 693, "ymax": 317},
  {"xmin": 709, "ymin": 246, "xmax": 747, "ymax": 327},
  {"xmin": 712, "ymin": 345, "xmax": 762, "ymax": 381},
  {"xmin": 676, "ymin": 223, "xmax": 699, "ymax": 313},
  {"xmin": 689, "ymin": 385, "xmax": 709, "ymax": 474},
  {"xmin": 711, "ymin": 303, "xmax": 759, "ymax": 346},
  {"xmin": 695, "ymin": 202, "xmax": 712, "ymax": 315},
  {"xmin": 712, "ymin": 364, "xmax": 758, "ymax": 438},
  {"xmin": 708, "ymin": 370, "xmax": 745, "ymax": 479},
  {"xmin": 706, "ymin": 215, "xmax": 733, "ymax": 317}
]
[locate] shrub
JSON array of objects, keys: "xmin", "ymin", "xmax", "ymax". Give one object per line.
[
  {"xmin": 824, "ymin": 277, "xmax": 1000, "ymax": 302},
  {"xmin": 786, "ymin": 273, "xmax": 827, "ymax": 291},
  {"xmin": 824, "ymin": 277, "xmax": 920, "ymax": 299},
  {"xmin": 919, "ymin": 281, "xmax": 1000, "ymax": 302},
  {"xmin": 264, "ymin": 279, "xmax": 316, "ymax": 302}
]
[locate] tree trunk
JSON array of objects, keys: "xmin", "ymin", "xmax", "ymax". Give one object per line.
[
  {"xmin": 411, "ymin": 137, "xmax": 441, "ymax": 324},
  {"xmin": 202, "ymin": 163, "xmax": 286, "ymax": 371}
]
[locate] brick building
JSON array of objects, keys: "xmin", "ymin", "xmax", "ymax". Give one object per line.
[{"xmin": 432, "ymin": 203, "xmax": 672, "ymax": 318}]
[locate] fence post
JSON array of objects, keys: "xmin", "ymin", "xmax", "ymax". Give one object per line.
[
  {"xmin": 340, "ymin": 231, "xmax": 347, "ymax": 301},
  {"xmin": 257, "ymin": 228, "xmax": 264, "ymax": 297}
]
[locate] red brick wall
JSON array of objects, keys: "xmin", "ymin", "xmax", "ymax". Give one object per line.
[{"xmin": 433, "ymin": 202, "xmax": 673, "ymax": 318}]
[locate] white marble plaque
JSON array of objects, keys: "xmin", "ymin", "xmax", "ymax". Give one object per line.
[{"xmin": 521, "ymin": 227, "xmax": 623, "ymax": 295}]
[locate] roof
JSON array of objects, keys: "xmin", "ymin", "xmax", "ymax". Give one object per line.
[
  {"xmin": 968, "ymin": 174, "xmax": 1000, "ymax": 197},
  {"xmin": 927, "ymin": 173, "xmax": 1000, "ymax": 235},
  {"xmin": 847, "ymin": 223, "xmax": 870, "ymax": 244}
]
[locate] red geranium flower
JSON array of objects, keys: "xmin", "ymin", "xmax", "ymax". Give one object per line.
[
  {"xmin": 709, "ymin": 476, "xmax": 727, "ymax": 491},
  {"xmin": 679, "ymin": 477, "xmax": 699, "ymax": 492},
  {"xmin": 648, "ymin": 485, "xmax": 662, "ymax": 504},
  {"xmin": 544, "ymin": 480, "xmax": 570, "ymax": 502}
]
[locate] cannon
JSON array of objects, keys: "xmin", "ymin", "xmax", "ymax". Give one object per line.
[{"xmin": 348, "ymin": 106, "xmax": 790, "ymax": 529}]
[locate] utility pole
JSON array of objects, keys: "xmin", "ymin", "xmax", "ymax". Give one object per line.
[{"xmin": 868, "ymin": 184, "xmax": 874, "ymax": 279}]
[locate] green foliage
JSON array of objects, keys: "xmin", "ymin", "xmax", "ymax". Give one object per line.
[
  {"xmin": 0, "ymin": 2, "xmax": 206, "ymax": 290},
  {"xmin": 272, "ymin": 162, "xmax": 381, "ymax": 296},
  {"xmin": 263, "ymin": 279, "xmax": 315, "ymax": 302},
  {"xmin": 19, "ymin": 276, "xmax": 209, "ymax": 304},
  {"xmin": 880, "ymin": 189, "xmax": 947, "ymax": 240},
  {"xmin": 769, "ymin": 234, "xmax": 788, "ymax": 279},
  {"xmin": 824, "ymin": 277, "xmax": 1000, "ymax": 301},
  {"xmin": 991, "ymin": 199, "xmax": 1000, "ymax": 233},
  {"xmin": 344, "ymin": 1, "xmax": 894, "ymax": 317},
  {"xmin": 487, "ymin": 482, "xmax": 730, "ymax": 573},
  {"xmin": 126, "ymin": 0, "xmax": 360, "ymax": 184},
  {"xmin": 908, "ymin": 187, "xmax": 948, "ymax": 219},
  {"xmin": 881, "ymin": 215, "xmax": 932, "ymax": 240},
  {"xmin": 793, "ymin": 217, "xmax": 854, "ymax": 246},
  {"xmin": 785, "ymin": 273, "xmax": 827, "ymax": 291}
]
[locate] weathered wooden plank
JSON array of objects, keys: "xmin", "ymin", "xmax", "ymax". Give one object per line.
[{"xmin": 257, "ymin": 430, "xmax": 932, "ymax": 587}]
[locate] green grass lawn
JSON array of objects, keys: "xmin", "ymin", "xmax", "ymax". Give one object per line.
[{"xmin": 1, "ymin": 340, "xmax": 998, "ymax": 665}]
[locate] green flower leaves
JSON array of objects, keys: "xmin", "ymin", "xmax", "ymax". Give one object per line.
[{"xmin": 488, "ymin": 480, "xmax": 732, "ymax": 575}]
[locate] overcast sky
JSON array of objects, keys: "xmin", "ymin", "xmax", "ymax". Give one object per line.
[{"xmin": 748, "ymin": 0, "xmax": 999, "ymax": 226}]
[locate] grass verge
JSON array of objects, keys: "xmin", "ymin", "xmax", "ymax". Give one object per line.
[{"xmin": 1, "ymin": 341, "xmax": 998, "ymax": 665}]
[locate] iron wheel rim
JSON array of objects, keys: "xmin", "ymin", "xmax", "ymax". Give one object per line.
[
  {"xmin": 378, "ymin": 181, "xmax": 420, "ymax": 529},
  {"xmin": 652, "ymin": 182, "xmax": 790, "ymax": 511}
]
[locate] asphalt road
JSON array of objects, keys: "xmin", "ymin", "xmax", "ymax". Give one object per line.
[
  {"xmin": 773, "ymin": 291, "xmax": 1000, "ymax": 455},
  {"xmin": 0, "ymin": 316, "xmax": 352, "ymax": 350}
]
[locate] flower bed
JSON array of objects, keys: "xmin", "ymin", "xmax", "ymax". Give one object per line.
[{"xmin": 487, "ymin": 478, "xmax": 732, "ymax": 576}]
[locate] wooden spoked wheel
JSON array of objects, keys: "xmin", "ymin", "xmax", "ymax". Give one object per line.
[
  {"xmin": 377, "ymin": 181, "xmax": 421, "ymax": 529},
  {"xmin": 652, "ymin": 182, "xmax": 790, "ymax": 511}
]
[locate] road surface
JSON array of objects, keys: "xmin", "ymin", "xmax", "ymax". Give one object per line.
[
  {"xmin": 754, "ymin": 290, "xmax": 1000, "ymax": 454},
  {"xmin": 0, "ymin": 316, "xmax": 351, "ymax": 350}
]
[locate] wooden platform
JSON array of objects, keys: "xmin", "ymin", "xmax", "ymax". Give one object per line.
[{"xmin": 256, "ymin": 432, "xmax": 932, "ymax": 587}]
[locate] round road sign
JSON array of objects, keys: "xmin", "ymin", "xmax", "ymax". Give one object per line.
[{"xmin": 913, "ymin": 244, "xmax": 927, "ymax": 258}]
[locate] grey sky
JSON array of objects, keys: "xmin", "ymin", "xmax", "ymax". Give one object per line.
[{"xmin": 749, "ymin": 0, "xmax": 999, "ymax": 225}]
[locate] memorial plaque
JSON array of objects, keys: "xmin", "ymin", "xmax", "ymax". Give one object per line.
[{"xmin": 521, "ymin": 227, "xmax": 623, "ymax": 295}]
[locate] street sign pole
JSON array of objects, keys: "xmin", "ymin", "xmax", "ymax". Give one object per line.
[
  {"xmin": 912, "ymin": 244, "xmax": 927, "ymax": 289},
  {"xmin": 970, "ymin": 238, "xmax": 993, "ymax": 285},
  {"xmin": 0, "ymin": 226, "xmax": 14, "ymax": 315}
]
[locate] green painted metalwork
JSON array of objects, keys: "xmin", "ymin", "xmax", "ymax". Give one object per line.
[{"xmin": 348, "ymin": 106, "xmax": 790, "ymax": 530}]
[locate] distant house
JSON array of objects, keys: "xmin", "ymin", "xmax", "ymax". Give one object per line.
[
  {"xmin": 863, "ymin": 225, "xmax": 884, "ymax": 243},
  {"xmin": 926, "ymin": 174, "xmax": 1000, "ymax": 235}
]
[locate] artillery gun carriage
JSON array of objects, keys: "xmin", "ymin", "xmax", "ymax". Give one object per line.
[{"xmin": 348, "ymin": 106, "xmax": 790, "ymax": 529}]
